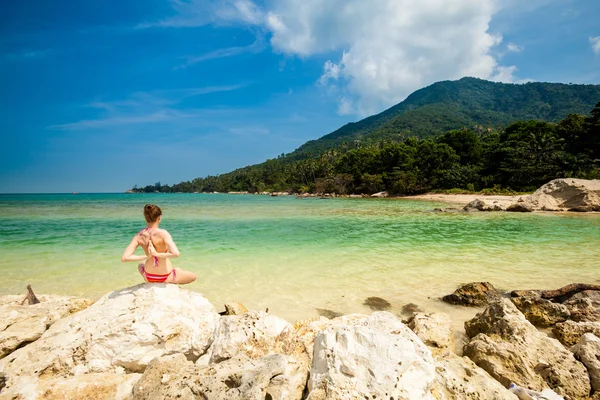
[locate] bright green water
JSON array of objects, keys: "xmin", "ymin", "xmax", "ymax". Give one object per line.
[{"xmin": 1, "ymin": 193, "xmax": 599, "ymax": 325}]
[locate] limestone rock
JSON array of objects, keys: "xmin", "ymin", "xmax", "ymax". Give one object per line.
[
  {"xmin": 223, "ymin": 301, "xmax": 248, "ymax": 315},
  {"xmin": 0, "ymin": 296, "xmax": 92, "ymax": 358},
  {"xmin": 464, "ymin": 299, "xmax": 591, "ymax": 399},
  {"xmin": 433, "ymin": 353, "xmax": 518, "ymax": 400},
  {"xmin": 510, "ymin": 293, "xmax": 570, "ymax": 327},
  {"xmin": 0, "ymin": 372, "xmax": 141, "ymax": 400},
  {"xmin": 442, "ymin": 282, "xmax": 500, "ymax": 307},
  {"xmin": 563, "ymin": 290, "xmax": 600, "ymax": 322},
  {"xmin": 571, "ymin": 333, "xmax": 600, "ymax": 392},
  {"xmin": 407, "ymin": 312, "xmax": 454, "ymax": 354},
  {"xmin": 518, "ymin": 178, "xmax": 600, "ymax": 211},
  {"xmin": 208, "ymin": 311, "xmax": 305, "ymax": 364},
  {"xmin": 306, "ymin": 312, "xmax": 438, "ymax": 399},
  {"xmin": 131, "ymin": 353, "xmax": 307, "ymax": 400},
  {"xmin": 0, "ymin": 284, "xmax": 218, "ymax": 393},
  {"xmin": 553, "ymin": 320, "xmax": 600, "ymax": 347}
]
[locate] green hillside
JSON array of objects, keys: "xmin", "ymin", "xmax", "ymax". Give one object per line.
[{"xmin": 291, "ymin": 77, "xmax": 600, "ymax": 158}]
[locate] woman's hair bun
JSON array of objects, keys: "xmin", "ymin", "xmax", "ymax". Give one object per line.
[{"xmin": 143, "ymin": 204, "xmax": 162, "ymax": 223}]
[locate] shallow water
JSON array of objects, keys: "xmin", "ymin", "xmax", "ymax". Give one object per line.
[{"xmin": 1, "ymin": 193, "xmax": 599, "ymax": 331}]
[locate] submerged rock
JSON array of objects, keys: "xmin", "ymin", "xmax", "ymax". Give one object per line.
[
  {"xmin": 464, "ymin": 298, "xmax": 591, "ymax": 399},
  {"xmin": 363, "ymin": 296, "xmax": 391, "ymax": 310},
  {"xmin": 442, "ymin": 282, "xmax": 500, "ymax": 307},
  {"xmin": 315, "ymin": 308, "xmax": 343, "ymax": 319},
  {"xmin": 401, "ymin": 302, "xmax": 423, "ymax": 317},
  {"xmin": 0, "ymin": 284, "xmax": 218, "ymax": 396}
]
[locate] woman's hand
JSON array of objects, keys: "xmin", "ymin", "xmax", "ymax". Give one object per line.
[{"xmin": 148, "ymin": 240, "xmax": 159, "ymax": 257}]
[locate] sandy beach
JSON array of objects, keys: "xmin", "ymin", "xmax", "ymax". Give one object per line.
[{"xmin": 407, "ymin": 193, "xmax": 522, "ymax": 208}]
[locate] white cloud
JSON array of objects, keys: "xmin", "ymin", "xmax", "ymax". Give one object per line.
[
  {"xmin": 507, "ymin": 43, "xmax": 524, "ymax": 52},
  {"xmin": 178, "ymin": 40, "xmax": 265, "ymax": 68},
  {"xmin": 591, "ymin": 36, "xmax": 600, "ymax": 55},
  {"xmin": 262, "ymin": 0, "xmax": 517, "ymax": 116}
]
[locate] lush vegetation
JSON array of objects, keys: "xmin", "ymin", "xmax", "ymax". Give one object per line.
[
  {"xmin": 132, "ymin": 102, "xmax": 600, "ymax": 195},
  {"xmin": 290, "ymin": 77, "xmax": 600, "ymax": 158}
]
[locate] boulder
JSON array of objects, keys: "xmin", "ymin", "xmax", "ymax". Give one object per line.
[
  {"xmin": 207, "ymin": 311, "xmax": 305, "ymax": 364},
  {"xmin": 510, "ymin": 293, "xmax": 570, "ymax": 327},
  {"xmin": 407, "ymin": 312, "xmax": 454, "ymax": 354},
  {"xmin": 306, "ymin": 312, "xmax": 438, "ymax": 399},
  {"xmin": 517, "ymin": 178, "xmax": 600, "ymax": 211},
  {"xmin": 442, "ymin": 282, "xmax": 500, "ymax": 307},
  {"xmin": 506, "ymin": 203, "xmax": 533, "ymax": 212},
  {"xmin": 131, "ymin": 353, "xmax": 307, "ymax": 400},
  {"xmin": 464, "ymin": 298, "xmax": 591, "ymax": 399},
  {"xmin": 553, "ymin": 320, "xmax": 600, "ymax": 347},
  {"xmin": 0, "ymin": 284, "xmax": 218, "ymax": 394},
  {"xmin": 0, "ymin": 372, "xmax": 141, "ymax": 400},
  {"xmin": 463, "ymin": 199, "xmax": 486, "ymax": 212},
  {"xmin": 0, "ymin": 296, "xmax": 92, "ymax": 358},
  {"xmin": 571, "ymin": 333, "xmax": 600, "ymax": 392},
  {"xmin": 563, "ymin": 290, "xmax": 600, "ymax": 322},
  {"xmin": 432, "ymin": 353, "xmax": 518, "ymax": 400}
]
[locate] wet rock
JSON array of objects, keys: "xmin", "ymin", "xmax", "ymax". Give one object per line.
[
  {"xmin": 510, "ymin": 293, "xmax": 570, "ymax": 327},
  {"xmin": 463, "ymin": 199, "xmax": 486, "ymax": 212},
  {"xmin": 0, "ymin": 284, "xmax": 219, "ymax": 395},
  {"xmin": 132, "ymin": 353, "xmax": 307, "ymax": 400},
  {"xmin": 363, "ymin": 296, "xmax": 391, "ymax": 310},
  {"xmin": 464, "ymin": 298, "xmax": 591, "ymax": 399},
  {"xmin": 442, "ymin": 282, "xmax": 500, "ymax": 307},
  {"xmin": 407, "ymin": 312, "xmax": 454, "ymax": 354},
  {"xmin": 571, "ymin": 333, "xmax": 600, "ymax": 392},
  {"xmin": 401, "ymin": 302, "xmax": 423, "ymax": 317},
  {"xmin": 553, "ymin": 320, "xmax": 600, "ymax": 347},
  {"xmin": 223, "ymin": 301, "xmax": 248, "ymax": 315},
  {"xmin": 506, "ymin": 203, "xmax": 534, "ymax": 212},
  {"xmin": 0, "ymin": 296, "xmax": 92, "ymax": 358},
  {"xmin": 315, "ymin": 308, "xmax": 343, "ymax": 319}
]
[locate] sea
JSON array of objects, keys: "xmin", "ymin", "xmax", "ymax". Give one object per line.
[{"xmin": 1, "ymin": 193, "xmax": 598, "ymax": 331}]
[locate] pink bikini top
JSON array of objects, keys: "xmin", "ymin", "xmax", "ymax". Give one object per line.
[{"xmin": 139, "ymin": 228, "xmax": 159, "ymax": 267}]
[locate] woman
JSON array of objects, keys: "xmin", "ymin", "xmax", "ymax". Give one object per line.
[{"xmin": 121, "ymin": 204, "xmax": 196, "ymax": 284}]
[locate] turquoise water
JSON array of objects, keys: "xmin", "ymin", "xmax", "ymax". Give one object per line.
[{"xmin": 1, "ymin": 193, "xmax": 599, "ymax": 325}]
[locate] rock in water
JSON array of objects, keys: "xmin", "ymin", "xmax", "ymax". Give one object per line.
[
  {"xmin": 506, "ymin": 203, "xmax": 533, "ymax": 212},
  {"xmin": 463, "ymin": 199, "xmax": 486, "ymax": 212},
  {"xmin": 363, "ymin": 296, "xmax": 391, "ymax": 310},
  {"xmin": 223, "ymin": 301, "xmax": 248, "ymax": 315},
  {"xmin": 442, "ymin": 282, "xmax": 500, "ymax": 307},
  {"xmin": 464, "ymin": 298, "xmax": 591, "ymax": 399},
  {"xmin": 315, "ymin": 308, "xmax": 343, "ymax": 319},
  {"xmin": 0, "ymin": 283, "xmax": 219, "ymax": 395}
]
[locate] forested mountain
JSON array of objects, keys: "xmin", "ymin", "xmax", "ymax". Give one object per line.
[
  {"xmin": 291, "ymin": 77, "xmax": 600, "ymax": 158},
  {"xmin": 132, "ymin": 78, "xmax": 600, "ymax": 195}
]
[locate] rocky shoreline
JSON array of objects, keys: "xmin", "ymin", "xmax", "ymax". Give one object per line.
[{"xmin": 1, "ymin": 282, "xmax": 599, "ymax": 399}]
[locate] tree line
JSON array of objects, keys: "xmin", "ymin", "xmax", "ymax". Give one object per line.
[{"xmin": 132, "ymin": 102, "xmax": 600, "ymax": 195}]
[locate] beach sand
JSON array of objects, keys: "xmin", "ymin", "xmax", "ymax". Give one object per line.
[{"xmin": 407, "ymin": 193, "xmax": 521, "ymax": 208}]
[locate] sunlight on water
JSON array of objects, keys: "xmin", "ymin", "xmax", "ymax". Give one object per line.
[{"xmin": 1, "ymin": 193, "xmax": 599, "ymax": 330}]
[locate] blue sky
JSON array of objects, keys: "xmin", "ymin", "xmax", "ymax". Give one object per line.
[{"xmin": 1, "ymin": 0, "xmax": 599, "ymax": 193}]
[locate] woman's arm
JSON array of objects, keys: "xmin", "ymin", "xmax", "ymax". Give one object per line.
[
  {"xmin": 148, "ymin": 231, "xmax": 180, "ymax": 259},
  {"xmin": 121, "ymin": 237, "xmax": 147, "ymax": 262}
]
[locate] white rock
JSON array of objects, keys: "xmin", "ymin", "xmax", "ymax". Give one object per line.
[
  {"xmin": 571, "ymin": 333, "xmax": 600, "ymax": 392},
  {"xmin": 407, "ymin": 312, "xmax": 454, "ymax": 354},
  {"xmin": 0, "ymin": 284, "xmax": 218, "ymax": 393},
  {"xmin": 306, "ymin": 312, "xmax": 437, "ymax": 399}
]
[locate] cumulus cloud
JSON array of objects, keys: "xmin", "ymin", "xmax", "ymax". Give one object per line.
[
  {"xmin": 591, "ymin": 36, "xmax": 600, "ymax": 55},
  {"xmin": 262, "ymin": 0, "xmax": 516, "ymax": 116}
]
